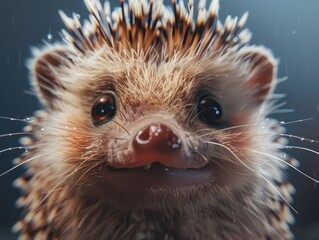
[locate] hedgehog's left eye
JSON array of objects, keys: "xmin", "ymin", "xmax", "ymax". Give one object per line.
[
  {"xmin": 197, "ymin": 95, "xmax": 222, "ymax": 126},
  {"xmin": 91, "ymin": 93, "xmax": 116, "ymax": 126}
]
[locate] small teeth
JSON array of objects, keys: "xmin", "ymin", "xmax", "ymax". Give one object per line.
[
  {"xmin": 160, "ymin": 164, "xmax": 170, "ymax": 172},
  {"xmin": 143, "ymin": 163, "xmax": 170, "ymax": 171},
  {"xmin": 144, "ymin": 164, "xmax": 151, "ymax": 170}
]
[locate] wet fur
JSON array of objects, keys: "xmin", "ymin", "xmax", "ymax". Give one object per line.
[{"xmin": 13, "ymin": 0, "xmax": 295, "ymax": 239}]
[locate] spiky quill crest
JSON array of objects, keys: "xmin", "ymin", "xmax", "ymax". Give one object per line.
[
  {"xmin": 13, "ymin": 0, "xmax": 297, "ymax": 239},
  {"xmin": 32, "ymin": 0, "xmax": 276, "ymax": 110},
  {"xmin": 58, "ymin": 0, "xmax": 251, "ymax": 57}
]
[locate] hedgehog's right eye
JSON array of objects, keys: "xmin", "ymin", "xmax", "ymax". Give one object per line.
[{"xmin": 91, "ymin": 93, "xmax": 116, "ymax": 126}]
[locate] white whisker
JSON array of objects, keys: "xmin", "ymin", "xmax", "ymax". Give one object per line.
[
  {"xmin": 249, "ymin": 149, "xmax": 319, "ymax": 183},
  {"xmin": 204, "ymin": 141, "xmax": 243, "ymax": 166},
  {"xmin": 204, "ymin": 140, "xmax": 298, "ymax": 214},
  {"xmin": 0, "ymin": 132, "xmax": 32, "ymax": 138},
  {"xmin": 0, "ymin": 152, "xmax": 50, "ymax": 177},
  {"xmin": 0, "ymin": 116, "xmax": 32, "ymax": 122},
  {"xmin": 285, "ymin": 145, "xmax": 319, "ymax": 156},
  {"xmin": 195, "ymin": 150, "xmax": 228, "ymax": 172},
  {"xmin": 267, "ymin": 132, "xmax": 319, "ymax": 144},
  {"xmin": 74, "ymin": 161, "xmax": 103, "ymax": 186},
  {"xmin": 195, "ymin": 117, "xmax": 315, "ymax": 140},
  {"xmin": 31, "ymin": 154, "xmax": 102, "ymax": 213},
  {"xmin": 0, "ymin": 146, "xmax": 28, "ymax": 154},
  {"xmin": 260, "ymin": 175, "xmax": 298, "ymax": 215},
  {"xmin": 277, "ymin": 117, "xmax": 314, "ymax": 126},
  {"xmin": 31, "ymin": 166, "xmax": 80, "ymax": 213}
]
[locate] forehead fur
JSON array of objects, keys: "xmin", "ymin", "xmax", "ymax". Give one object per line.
[
  {"xmin": 57, "ymin": 45, "xmax": 251, "ymax": 109},
  {"xmin": 59, "ymin": 0, "xmax": 251, "ymax": 59}
]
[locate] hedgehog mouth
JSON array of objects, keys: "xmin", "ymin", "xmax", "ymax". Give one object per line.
[{"xmin": 104, "ymin": 162, "xmax": 212, "ymax": 190}]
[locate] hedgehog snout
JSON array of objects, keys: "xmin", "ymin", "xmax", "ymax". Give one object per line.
[
  {"xmin": 109, "ymin": 121, "xmax": 204, "ymax": 169},
  {"xmin": 131, "ymin": 123, "xmax": 183, "ymax": 166}
]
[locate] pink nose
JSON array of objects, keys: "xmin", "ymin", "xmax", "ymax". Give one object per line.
[
  {"xmin": 130, "ymin": 123, "xmax": 185, "ymax": 168},
  {"xmin": 134, "ymin": 123, "xmax": 181, "ymax": 151}
]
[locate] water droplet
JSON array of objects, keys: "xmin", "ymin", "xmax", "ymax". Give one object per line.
[
  {"xmin": 232, "ymin": 210, "xmax": 236, "ymax": 223},
  {"xmin": 280, "ymin": 121, "xmax": 285, "ymax": 124},
  {"xmin": 265, "ymin": 118, "xmax": 270, "ymax": 122},
  {"xmin": 311, "ymin": 140, "xmax": 314, "ymax": 143},
  {"xmin": 301, "ymin": 138, "xmax": 305, "ymax": 141},
  {"xmin": 47, "ymin": 32, "xmax": 53, "ymax": 41},
  {"xmin": 25, "ymin": 117, "xmax": 31, "ymax": 122}
]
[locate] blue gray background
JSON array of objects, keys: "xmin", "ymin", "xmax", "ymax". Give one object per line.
[{"xmin": 1, "ymin": 0, "xmax": 319, "ymax": 239}]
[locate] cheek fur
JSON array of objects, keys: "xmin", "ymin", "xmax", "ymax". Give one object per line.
[{"xmin": 62, "ymin": 118, "xmax": 104, "ymax": 168}]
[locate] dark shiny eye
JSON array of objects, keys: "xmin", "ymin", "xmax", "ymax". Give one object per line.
[
  {"xmin": 91, "ymin": 93, "xmax": 116, "ymax": 126},
  {"xmin": 197, "ymin": 95, "xmax": 222, "ymax": 126}
]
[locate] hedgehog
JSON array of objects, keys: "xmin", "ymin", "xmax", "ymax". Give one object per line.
[{"xmin": 12, "ymin": 0, "xmax": 297, "ymax": 239}]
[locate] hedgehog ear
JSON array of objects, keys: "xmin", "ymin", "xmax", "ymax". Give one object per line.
[
  {"xmin": 31, "ymin": 46, "xmax": 73, "ymax": 109},
  {"xmin": 239, "ymin": 47, "xmax": 277, "ymax": 105}
]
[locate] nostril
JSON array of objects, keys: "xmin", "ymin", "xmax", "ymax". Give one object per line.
[
  {"xmin": 167, "ymin": 128, "xmax": 181, "ymax": 149},
  {"xmin": 135, "ymin": 126, "xmax": 152, "ymax": 144}
]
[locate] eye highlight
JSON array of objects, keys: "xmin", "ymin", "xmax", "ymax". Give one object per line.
[
  {"xmin": 91, "ymin": 92, "xmax": 116, "ymax": 126},
  {"xmin": 197, "ymin": 95, "xmax": 222, "ymax": 126}
]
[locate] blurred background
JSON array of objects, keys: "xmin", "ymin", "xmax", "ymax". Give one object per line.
[{"xmin": 1, "ymin": 0, "xmax": 319, "ymax": 239}]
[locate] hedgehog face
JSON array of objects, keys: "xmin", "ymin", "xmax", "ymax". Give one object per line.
[
  {"xmin": 29, "ymin": 46, "xmax": 276, "ymax": 210},
  {"xmin": 29, "ymin": 0, "xmax": 277, "ymax": 209}
]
